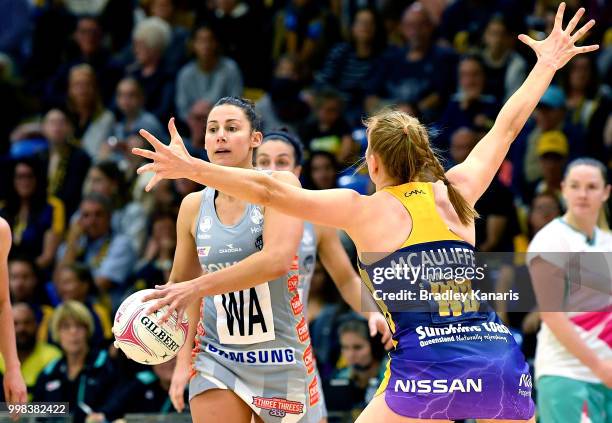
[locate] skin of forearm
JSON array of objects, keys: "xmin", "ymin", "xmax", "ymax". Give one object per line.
[
  {"xmin": 0, "ymin": 298, "xmax": 20, "ymax": 371},
  {"xmin": 493, "ymin": 60, "xmax": 556, "ymax": 139},
  {"xmin": 541, "ymin": 312, "xmax": 602, "ymax": 370},
  {"xmin": 195, "ymin": 250, "xmax": 291, "ymax": 297}
]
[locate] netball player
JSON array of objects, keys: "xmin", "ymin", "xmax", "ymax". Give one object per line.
[
  {"xmin": 134, "ymin": 3, "xmax": 597, "ymax": 421},
  {"xmin": 528, "ymin": 158, "xmax": 612, "ymax": 423},
  {"xmin": 0, "ymin": 218, "xmax": 28, "ymax": 412},
  {"xmin": 150, "ymin": 96, "xmax": 330, "ymax": 423}
]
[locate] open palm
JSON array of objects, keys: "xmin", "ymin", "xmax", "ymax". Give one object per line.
[
  {"xmin": 518, "ymin": 3, "xmax": 598, "ymax": 70},
  {"xmin": 133, "ymin": 118, "xmax": 196, "ymax": 191}
]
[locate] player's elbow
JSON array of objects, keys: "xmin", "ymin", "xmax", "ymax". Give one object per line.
[
  {"xmin": 255, "ymin": 173, "xmax": 275, "ymax": 208},
  {"xmin": 266, "ymin": 253, "xmax": 295, "ymax": 279}
]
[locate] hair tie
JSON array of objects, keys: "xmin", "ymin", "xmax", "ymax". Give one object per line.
[{"xmin": 443, "ymin": 178, "xmax": 450, "ymax": 186}]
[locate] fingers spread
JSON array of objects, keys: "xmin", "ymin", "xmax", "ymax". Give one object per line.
[
  {"xmin": 175, "ymin": 309, "xmax": 184, "ymax": 330},
  {"xmin": 139, "ymin": 129, "xmax": 167, "ymax": 151},
  {"xmin": 169, "ymin": 117, "xmax": 180, "ymax": 139},
  {"xmin": 160, "ymin": 305, "xmax": 176, "ymax": 324},
  {"xmin": 132, "ymin": 147, "xmax": 157, "ymax": 160},
  {"xmin": 136, "ymin": 163, "xmax": 154, "ymax": 175},
  {"xmin": 575, "ymin": 44, "xmax": 599, "ymax": 54},
  {"xmin": 145, "ymin": 174, "xmax": 162, "ymax": 192},
  {"xmin": 570, "ymin": 19, "xmax": 595, "ymax": 43},
  {"xmin": 143, "ymin": 291, "xmax": 163, "ymax": 302},
  {"xmin": 517, "ymin": 34, "xmax": 535, "ymax": 47},
  {"xmin": 145, "ymin": 298, "xmax": 167, "ymax": 315},
  {"xmin": 564, "ymin": 7, "xmax": 584, "ymax": 34},
  {"xmin": 554, "ymin": 2, "xmax": 566, "ymax": 30}
]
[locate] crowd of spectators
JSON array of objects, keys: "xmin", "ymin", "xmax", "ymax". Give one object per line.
[{"xmin": 0, "ymin": 0, "xmax": 609, "ymax": 421}]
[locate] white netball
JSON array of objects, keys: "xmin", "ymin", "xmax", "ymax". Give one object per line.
[{"xmin": 113, "ymin": 289, "xmax": 189, "ymax": 365}]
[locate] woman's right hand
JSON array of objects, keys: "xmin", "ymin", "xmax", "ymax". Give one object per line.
[
  {"xmin": 133, "ymin": 118, "xmax": 198, "ymax": 192},
  {"xmin": 593, "ymin": 359, "xmax": 612, "ymax": 388},
  {"xmin": 169, "ymin": 363, "xmax": 191, "ymax": 412}
]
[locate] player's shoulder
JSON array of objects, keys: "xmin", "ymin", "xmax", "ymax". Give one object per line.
[
  {"xmin": 527, "ymin": 218, "xmax": 565, "ymax": 252},
  {"xmin": 595, "ymin": 227, "xmax": 612, "ymax": 248},
  {"xmin": 181, "ymin": 190, "xmax": 205, "ymax": 209}
]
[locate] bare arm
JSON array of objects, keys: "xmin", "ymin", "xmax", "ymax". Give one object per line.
[
  {"xmin": 144, "ymin": 172, "xmax": 304, "ymax": 322},
  {"xmin": 167, "ymin": 193, "xmax": 204, "ymax": 412},
  {"xmin": 189, "ymin": 172, "xmax": 303, "ymax": 296},
  {"xmin": 133, "ymin": 121, "xmax": 369, "ymax": 233},
  {"xmin": 317, "ymin": 225, "xmax": 366, "ymax": 316},
  {"xmin": 529, "ymin": 256, "xmax": 612, "ymax": 386},
  {"xmin": 0, "ymin": 221, "xmax": 19, "ymax": 372},
  {"xmin": 0, "ymin": 219, "xmax": 27, "ymax": 404},
  {"xmin": 447, "ymin": 4, "xmax": 598, "ymax": 206}
]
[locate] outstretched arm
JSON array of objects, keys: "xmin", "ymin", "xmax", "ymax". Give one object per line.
[
  {"xmin": 446, "ymin": 3, "xmax": 598, "ymax": 206},
  {"xmin": 133, "ymin": 119, "xmax": 368, "ymax": 233}
]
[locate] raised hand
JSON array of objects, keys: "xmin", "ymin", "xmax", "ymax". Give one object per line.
[
  {"xmin": 133, "ymin": 118, "xmax": 197, "ymax": 192},
  {"xmin": 518, "ymin": 3, "xmax": 598, "ymax": 70}
]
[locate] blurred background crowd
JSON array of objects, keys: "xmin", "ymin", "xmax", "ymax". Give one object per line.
[{"xmin": 0, "ymin": 0, "xmax": 609, "ymax": 421}]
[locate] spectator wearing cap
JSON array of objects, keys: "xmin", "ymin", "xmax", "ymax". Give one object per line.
[
  {"xmin": 56, "ymin": 193, "xmax": 136, "ymax": 309},
  {"xmin": 528, "ymin": 130, "xmax": 569, "ymax": 207},
  {"xmin": 516, "ymin": 85, "xmax": 583, "ymax": 201}
]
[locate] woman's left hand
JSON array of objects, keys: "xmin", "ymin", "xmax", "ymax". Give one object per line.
[
  {"xmin": 142, "ymin": 280, "xmax": 202, "ymax": 327},
  {"xmin": 368, "ymin": 312, "xmax": 393, "ymax": 350},
  {"xmin": 132, "ymin": 118, "xmax": 197, "ymax": 192},
  {"xmin": 518, "ymin": 3, "xmax": 598, "ymax": 70}
]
